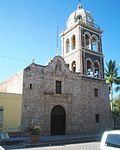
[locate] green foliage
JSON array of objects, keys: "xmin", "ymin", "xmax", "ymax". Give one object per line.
[
  {"xmin": 27, "ymin": 123, "xmax": 41, "ymax": 135},
  {"xmin": 112, "ymin": 95, "xmax": 120, "ymax": 117},
  {"xmin": 114, "ymin": 77, "xmax": 120, "ymax": 92},
  {"xmin": 105, "ymin": 60, "xmax": 119, "ymax": 85},
  {"xmin": 105, "ymin": 60, "xmax": 120, "ymax": 101}
]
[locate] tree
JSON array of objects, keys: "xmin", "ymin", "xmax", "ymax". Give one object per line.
[
  {"xmin": 112, "ymin": 95, "xmax": 120, "ymax": 127},
  {"xmin": 112, "ymin": 95, "xmax": 120, "ymax": 116},
  {"xmin": 115, "ymin": 77, "xmax": 120, "ymax": 92},
  {"xmin": 105, "ymin": 60, "xmax": 120, "ymax": 110}
]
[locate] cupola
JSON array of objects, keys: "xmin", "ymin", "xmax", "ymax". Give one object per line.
[{"xmin": 66, "ymin": 4, "xmax": 94, "ymax": 28}]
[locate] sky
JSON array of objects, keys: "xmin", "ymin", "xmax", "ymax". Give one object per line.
[{"xmin": 0, "ymin": 0, "xmax": 120, "ymax": 85}]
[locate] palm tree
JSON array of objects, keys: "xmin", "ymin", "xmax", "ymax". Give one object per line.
[
  {"xmin": 105, "ymin": 60, "xmax": 120, "ymax": 110},
  {"xmin": 113, "ymin": 94, "xmax": 120, "ymax": 117}
]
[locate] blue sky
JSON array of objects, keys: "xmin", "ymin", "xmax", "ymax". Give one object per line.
[{"xmin": 0, "ymin": 0, "xmax": 120, "ymax": 84}]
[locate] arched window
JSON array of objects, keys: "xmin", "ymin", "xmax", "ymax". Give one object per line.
[
  {"xmin": 76, "ymin": 15, "xmax": 82, "ymax": 22},
  {"xmin": 71, "ymin": 35, "xmax": 76, "ymax": 50},
  {"xmin": 66, "ymin": 63, "xmax": 69, "ymax": 69},
  {"xmin": 72, "ymin": 61, "xmax": 76, "ymax": 72},
  {"xmin": 66, "ymin": 39, "xmax": 70, "ymax": 53},
  {"xmin": 94, "ymin": 61, "xmax": 99, "ymax": 78},
  {"xmin": 84, "ymin": 33, "xmax": 91, "ymax": 49},
  {"xmin": 92, "ymin": 35, "xmax": 98, "ymax": 51},
  {"xmin": 86, "ymin": 60, "xmax": 93, "ymax": 77}
]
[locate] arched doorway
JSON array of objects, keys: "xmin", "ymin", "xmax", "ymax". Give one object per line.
[{"xmin": 51, "ymin": 105, "xmax": 66, "ymax": 135}]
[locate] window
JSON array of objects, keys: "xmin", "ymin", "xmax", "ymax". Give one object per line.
[
  {"xmin": 86, "ymin": 60, "xmax": 93, "ymax": 77},
  {"xmin": 56, "ymin": 81, "xmax": 62, "ymax": 94},
  {"xmin": 94, "ymin": 62, "xmax": 99, "ymax": 78},
  {"xmin": 76, "ymin": 15, "xmax": 82, "ymax": 21},
  {"xmin": 30, "ymin": 83, "xmax": 33, "ymax": 89},
  {"xmin": 72, "ymin": 61, "xmax": 76, "ymax": 72},
  {"xmin": 95, "ymin": 114, "xmax": 100, "ymax": 123},
  {"xmin": 0, "ymin": 108, "xmax": 4, "ymax": 128},
  {"xmin": 100, "ymin": 131, "xmax": 120, "ymax": 150},
  {"xmin": 106, "ymin": 134, "xmax": 120, "ymax": 148},
  {"xmin": 84, "ymin": 33, "xmax": 91, "ymax": 49},
  {"xmin": 94, "ymin": 88, "xmax": 98, "ymax": 97},
  {"xmin": 71, "ymin": 35, "xmax": 76, "ymax": 50},
  {"xmin": 66, "ymin": 64, "xmax": 69, "ymax": 69},
  {"xmin": 66, "ymin": 39, "xmax": 70, "ymax": 53},
  {"xmin": 92, "ymin": 35, "xmax": 98, "ymax": 51}
]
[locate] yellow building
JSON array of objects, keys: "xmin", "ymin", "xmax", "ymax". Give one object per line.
[{"xmin": 0, "ymin": 92, "xmax": 22, "ymax": 132}]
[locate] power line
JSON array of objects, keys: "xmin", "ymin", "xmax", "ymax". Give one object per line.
[{"xmin": 0, "ymin": 54, "xmax": 29, "ymax": 63}]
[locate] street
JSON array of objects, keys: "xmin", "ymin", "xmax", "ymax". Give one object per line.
[{"xmin": 6, "ymin": 142, "xmax": 100, "ymax": 150}]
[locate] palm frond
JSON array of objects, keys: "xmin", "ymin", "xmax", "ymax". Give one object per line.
[
  {"xmin": 105, "ymin": 59, "xmax": 120, "ymax": 96},
  {"xmin": 114, "ymin": 77, "xmax": 120, "ymax": 85}
]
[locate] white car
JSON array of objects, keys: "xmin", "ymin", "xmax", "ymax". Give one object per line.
[
  {"xmin": 100, "ymin": 130, "xmax": 120, "ymax": 150},
  {"xmin": 0, "ymin": 146, "xmax": 5, "ymax": 150}
]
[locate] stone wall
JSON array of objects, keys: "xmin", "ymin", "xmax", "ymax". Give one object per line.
[
  {"xmin": 21, "ymin": 56, "xmax": 112, "ymax": 135},
  {"xmin": 0, "ymin": 71, "xmax": 23, "ymax": 94}
]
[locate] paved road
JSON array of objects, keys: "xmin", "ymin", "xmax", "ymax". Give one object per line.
[{"xmin": 5, "ymin": 142, "xmax": 100, "ymax": 150}]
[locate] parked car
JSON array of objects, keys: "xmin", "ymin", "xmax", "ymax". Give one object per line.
[
  {"xmin": 100, "ymin": 130, "xmax": 120, "ymax": 150},
  {"xmin": 0, "ymin": 146, "xmax": 5, "ymax": 150}
]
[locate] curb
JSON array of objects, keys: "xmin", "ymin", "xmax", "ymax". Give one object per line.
[{"xmin": 24, "ymin": 136, "xmax": 101, "ymax": 148}]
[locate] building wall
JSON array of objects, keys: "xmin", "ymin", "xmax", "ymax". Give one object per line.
[
  {"xmin": 21, "ymin": 56, "xmax": 112, "ymax": 135},
  {"xmin": 61, "ymin": 24, "xmax": 81, "ymax": 73},
  {"xmin": 0, "ymin": 92, "xmax": 22, "ymax": 132},
  {"xmin": 0, "ymin": 71, "xmax": 23, "ymax": 94}
]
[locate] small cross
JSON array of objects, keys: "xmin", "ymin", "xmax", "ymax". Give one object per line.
[{"xmin": 32, "ymin": 58, "xmax": 35, "ymax": 63}]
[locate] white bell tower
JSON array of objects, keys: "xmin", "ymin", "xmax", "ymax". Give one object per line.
[{"xmin": 61, "ymin": 4, "xmax": 104, "ymax": 79}]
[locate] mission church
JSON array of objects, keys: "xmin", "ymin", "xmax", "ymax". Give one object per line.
[{"xmin": 0, "ymin": 4, "xmax": 112, "ymax": 135}]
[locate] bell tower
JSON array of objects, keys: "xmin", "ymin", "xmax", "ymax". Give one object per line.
[{"xmin": 61, "ymin": 4, "xmax": 104, "ymax": 79}]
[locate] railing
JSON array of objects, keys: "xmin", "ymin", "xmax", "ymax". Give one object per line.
[{"xmin": 62, "ymin": 20, "xmax": 101, "ymax": 32}]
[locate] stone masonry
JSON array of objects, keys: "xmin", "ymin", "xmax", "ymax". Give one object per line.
[
  {"xmin": 21, "ymin": 56, "xmax": 112, "ymax": 135},
  {"xmin": 0, "ymin": 71, "xmax": 23, "ymax": 94}
]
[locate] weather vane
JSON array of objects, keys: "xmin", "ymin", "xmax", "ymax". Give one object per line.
[{"xmin": 77, "ymin": 0, "xmax": 82, "ymax": 9}]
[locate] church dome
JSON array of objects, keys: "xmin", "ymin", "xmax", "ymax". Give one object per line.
[{"xmin": 66, "ymin": 4, "xmax": 94, "ymax": 28}]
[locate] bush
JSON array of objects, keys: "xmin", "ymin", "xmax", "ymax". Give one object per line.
[{"xmin": 27, "ymin": 123, "xmax": 41, "ymax": 135}]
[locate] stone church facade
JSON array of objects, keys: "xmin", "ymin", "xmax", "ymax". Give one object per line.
[
  {"xmin": 21, "ymin": 4, "xmax": 112, "ymax": 135},
  {"xmin": 22, "ymin": 56, "xmax": 111, "ymax": 135},
  {"xmin": 0, "ymin": 4, "xmax": 112, "ymax": 135}
]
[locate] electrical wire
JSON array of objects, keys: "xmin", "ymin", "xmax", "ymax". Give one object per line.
[{"xmin": 0, "ymin": 54, "xmax": 29, "ymax": 63}]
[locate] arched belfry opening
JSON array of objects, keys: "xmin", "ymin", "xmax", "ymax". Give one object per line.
[
  {"xmin": 86, "ymin": 59, "xmax": 93, "ymax": 77},
  {"xmin": 94, "ymin": 61, "xmax": 99, "ymax": 78},
  {"xmin": 71, "ymin": 35, "xmax": 76, "ymax": 50},
  {"xmin": 72, "ymin": 61, "xmax": 76, "ymax": 72},
  {"xmin": 51, "ymin": 105, "xmax": 66, "ymax": 135}
]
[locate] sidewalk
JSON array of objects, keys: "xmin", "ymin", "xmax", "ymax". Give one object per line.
[{"xmin": 1, "ymin": 133, "xmax": 102, "ymax": 149}]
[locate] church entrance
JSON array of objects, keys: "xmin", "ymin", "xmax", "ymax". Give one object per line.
[{"xmin": 51, "ymin": 105, "xmax": 66, "ymax": 135}]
